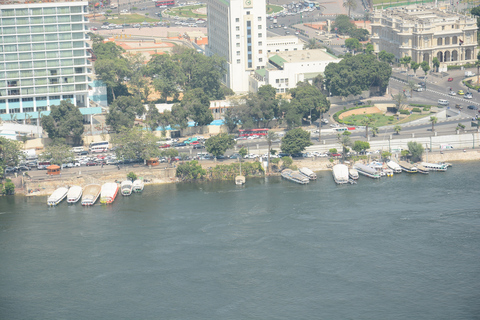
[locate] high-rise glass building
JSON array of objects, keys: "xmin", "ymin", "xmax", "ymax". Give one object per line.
[
  {"xmin": 0, "ymin": 0, "xmax": 98, "ymax": 124},
  {"xmin": 206, "ymin": 0, "xmax": 267, "ymax": 93}
]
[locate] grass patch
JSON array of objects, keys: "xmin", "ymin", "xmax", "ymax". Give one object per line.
[
  {"xmin": 266, "ymin": 5, "xmax": 283, "ymax": 14},
  {"xmin": 166, "ymin": 5, "xmax": 207, "ymax": 18},
  {"xmin": 397, "ymin": 113, "xmax": 430, "ymax": 124},
  {"xmin": 104, "ymin": 13, "xmax": 159, "ymax": 23}
]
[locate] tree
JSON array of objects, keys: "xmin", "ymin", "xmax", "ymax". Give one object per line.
[
  {"xmin": 127, "ymin": 172, "xmax": 137, "ymax": 182},
  {"xmin": 352, "ymin": 140, "xmax": 370, "ymax": 153},
  {"xmin": 394, "ymin": 125, "xmax": 402, "ymax": 135},
  {"xmin": 92, "ymin": 41, "xmax": 125, "ymax": 60},
  {"xmin": 411, "ymin": 62, "xmax": 420, "ymax": 77},
  {"xmin": 364, "ymin": 43, "xmax": 374, "ymax": 55},
  {"xmin": 145, "ymin": 103, "xmax": 162, "ymax": 131},
  {"xmin": 430, "ymin": 116, "xmax": 438, "ymax": 132},
  {"xmin": 400, "ymin": 56, "xmax": 412, "ymax": 73},
  {"xmin": 371, "ymin": 126, "xmax": 379, "ymax": 137},
  {"xmin": 281, "ymin": 128, "xmax": 313, "ymax": 155},
  {"xmin": 407, "ymin": 141, "xmax": 424, "ymax": 162},
  {"xmin": 345, "ymin": 38, "xmax": 362, "ymax": 54},
  {"xmin": 406, "ymin": 80, "xmax": 417, "ymax": 97},
  {"xmin": 94, "ymin": 57, "xmax": 130, "ymax": 101},
  {"xmin": 147, "ymin": 54, "xmax": 184, "ymax": 102},
  {"xmin": 350, "ymin": 28, "xmax": 370, "ymax": 42},
  {"xmin": 361, "ymin": 116, "xmax": 375, "ymax": 138},
  {"xmin": 304, "ymin": 38, "xmax": 321, "ymax": 49},
  {"xmin": 342, "ymin": 0, "xmax": 357, "ymax": 18},
  {"xmin": 2, "ymin": 179, "xmax": 15, "ymax": 195},
  {"xmin": 333, "ymin": 15, "xmax": 355, "ymax": 35},
  {"xmin": 281, "ymin": 156, "xmax": 293, "ymax": 168},
  {"xmin": 110, "ymin": 126, "xmax": 161, "ymax": 162},
  {"xmin": 432, "ymin": 57, "xmax": 440, "ymax": 72},
  {"xmin": 338, "ymin": 131, "xmax": 351, "ymax": 159},
  {"xmin": 40, "ymin": 141, "xmax": 75, "ymax": 165},
  {"xmin": 41, "ymin": 100, "xmax": 84, "ymax": 145},
  {"xmin": 381, "ymin": 151, "xmax": 391, "ymax": 161},
  {"xmin": 106, "ymin": 96, "xmax": 145, "ymax": 132},
  {"xmin": 266, "ymin": 131, "xmax": 279, "ymax": 173},
  {"xmin": 324, "ymin": 54, "xmax": 392, "ymax": 97},
  {"xmin": 224, "ymin": 106, "xmax": 242, "ymax": 133},
  {"xmin": 392, "ymin": 92, "xmax": 408, "ymax": 111},
  {"xmin": 289, "ymin": 82, "xmax": 330, "ymax": 125},
  {"xmin": 420, "ymin": 61, "xmax": 430, "ymax": 78},
  {"xmin": 378, "ymin": 50, "xmax": 395, "ymax": 64},
  {"xmin": 475, "ymin": 54, "xmax": 480, "ymax": 87},
  {"xmin": 238, "ymin": 147, "xmax": 248, "ymax": 159},
  {"xmin": 205, "ymin": 133, "xmax": 236, "ymax": 158},
  {"xmin": 180, "ymin": 88, "xmax": 213, "ymax": 127},
  {"xmin": 0, "ymin": 137, "xmax": 23, "ymax": 176},
  {"xmin": 176, "ymin": 160, "xmax": 206, "ymax": 180}
]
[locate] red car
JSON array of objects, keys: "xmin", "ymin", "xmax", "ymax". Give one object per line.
[
  {"xmin": 330, "ymin": 153, "xmax": 342, "ymax": 157},
  {"xmin": 158, "ymin": 144, "xmax": 170, "ymax": 148},
  {"xmin": 189, "ymin": 141, "xmax": 200, "ymax": 145},
  {"xmin": 448, "ymin": 77, "xmax": 453, "ymax": 82}
]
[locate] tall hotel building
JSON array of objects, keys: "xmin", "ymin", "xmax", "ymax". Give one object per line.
[
  {"xmin": 0, "ymin": 0, "xmax": 96, "ymax": 124},
  {"xmin": 206, "ymin": 0, "xmax": 267, "ymax": 93}
]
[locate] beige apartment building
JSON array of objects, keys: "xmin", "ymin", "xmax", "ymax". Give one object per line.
[{"xmin": 371, "ymin": 5, "xmax": 477, "ymax": 71}]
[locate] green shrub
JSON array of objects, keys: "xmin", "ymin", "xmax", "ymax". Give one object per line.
[
  {"xmin": 411, "ymin": 107, "xmax": 421, "ymax": 113},
  {"xmin": 423, "ymin": 106, "xmax": 430, "ymax": 111},
  {"xmin": 388, "ymin": 116, "xmax": 394, "ymax": 121},
  {"xmin": 127, "ymin": 172, "xmax": 137, "ymax": 182},
  {"xmin": 399, "ymin": 109, "xmax": 410, "ymax": 115}
]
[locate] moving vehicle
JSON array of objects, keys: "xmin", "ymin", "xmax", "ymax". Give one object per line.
[
  {"xmin": 193, "ymin": 144, "xmax": 205, "ymax": 149},
  {"xmin": 438, "ymin": 99, "xmax": 449, "ymax": 106},
  {"xmin": 448, "ymin": 77, "xmax": 453, "ymax": 82},
  {"xmin": 464, "ymin": 93, "xmax": 473, "ymax": 99},
  {"xmin": 155, "ymin": 0, "xmax": 175, "ymax": 6},
  {"xmin": 449, "ymin": 91, "xmax": 456, "ymax": 96},
  {"xmin": 457, "ymin": 90, "xmax": 464, "ymax": 95},
  {"xmin": 467, "ymin": 105, "xmax": 478, "ymax": 110},
  {"xmin": 465, "ymin": 71, "xmax": 475, "ymax": 77},
  {"xmin": 238, "ymin": 128, "xmax": 269, "ymax": 138}
]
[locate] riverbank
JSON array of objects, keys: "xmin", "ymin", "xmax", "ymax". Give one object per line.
[{"xmin": 10, "ymin": 149, "xmax": 480, "ymax": 197}]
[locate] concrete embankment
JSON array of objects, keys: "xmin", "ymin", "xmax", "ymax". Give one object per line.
[{"xmin": 14, "ymin": 150, "xmax": 480, "ymax": 197}]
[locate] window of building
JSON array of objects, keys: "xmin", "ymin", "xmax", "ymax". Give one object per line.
[
  {"xmin": 9, "ymin": 108, "xmax": 20, "ymax": 114},
  {"xmin": 8, "ymin": 99, "xmax": 19, "ymax": 103},
  {"xmin": 237, "ymin": 59, "xmax": 241, "ymax": 64},
  {"xmin": 236, "ymin": 18, "xmax": 239, "ymax": 22},
  {"xmin": 51, "ymin": 96, "xmax": 60, "ymax": 100},
  {"xmin": 237, "ymin": 43, "xmax": 240, "ymax": 47},
  {"xmin": 237, "ymin": 51, "xmax": 240, "ymax": 55},
  {"xmin": 23, "ymin": 107, "xmax": 34, "ymax": 113},
  {"xmin": 259, "ymin": 58, "xmax": 263, "ymax": 62},
  {"xmin": 22, "ymin": 98, "xmax": 33, "ymax": 102},
  {"xmin": 236, "ymin": 35, "xmax": 240, "ymax": 39},
  {"xmin": 36, "ymin": 97, "xmax": 47, "ymax": 101},
  {"xmin": 276, "ymin": 79, "xmax": 279, "ymax": 83},
  {"xmin": 246, "ymin": 11, "xmax": 250, "ymax": 15},
  {"xmin": 258, "ymin": 17, "xmax": 261, "ymax": 21},
  {"xmin": 259, "ymin": 50, "xmax": 262, "ymax": 54},
  {"xmin": 236, "ymin": 26, "xmax": 240, "ymax": 31},
  {"xmin": 37, "ymin": 106, "xmax": 47, "ymax": 111},
  {"xmin": 258, "ymin": 33, "xmax": 262, "ymax": 38},
  {"xmin": 258, "ymin": 25, "xmax": 262, "ymax": 29},
  {"xmin": 248, "ymin": 62, "xmax": 252, "ymax": 68},
  {"xmin": 63, "ymin": 95, "xmax": 74, "ymax": 99},
  {"xmin": 258, "ymin": 41, "xmax": 262, "ymax": 46}
]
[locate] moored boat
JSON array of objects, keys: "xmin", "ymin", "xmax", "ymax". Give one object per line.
[
  {"xmin": 66, "ymin": 185, "xmax": 83, "ymax": 204},
  {"xmin": 121, "ymin": 180, "xmax": 133, "ymax": 196},
  {"xmin": 386, "ymin": 160, "xmax": 402, "ymax": 173},
  {"xmin": 47, "ymin": 187, "xmax": 69, "ymax": 206},
  {"xmin": 299, "ymin": 167, "xmax": 317, "ymax": 180},
  {"xmin": 348, "ymin": 168, "xmax": 359, "ymax": 180},
  {"xmin": 421, "ymin": 162, "xmax": 448, "ymax": 171},
  {"xmin": 354, "ymin": 163, "xmax": 381, "ymax": 179},
  {"xmin": 100, "ymin": 182, "xmax": 119, "ymax": 204},
  {"xmin": 132, "ymin": 179, "xmax": 145, "ymax": 192},
  {"xmin": 81, "ymin": 184, "xmax": 101, "ymax": 206},
  {"xmin": 398, "ymin": 161, "xmax": 417, "ymax": 173},
  {"xmin": 415, "ymin": 163, "xmax": 429, "ymax": 174},
  {"xmin": 281, "ymin": 169, "xmax": 309, "ymax": 184},
  {"xmin": 383, "ymin": 168, "xmax": 394, "ymax": 177},
  {"xmin": 332, "ymin": 164, "xmax": 349, "ymax": 184}
]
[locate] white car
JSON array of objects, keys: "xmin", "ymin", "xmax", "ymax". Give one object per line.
[
  {"xmin": 448, "ymin": 91, "xmax": 456, "ymax": 96},
  {"xmin": 244, "ymin": 153, "xmax": 259, "ymax": 159},
  {"xmin": 464, "ymin": 93, "xmax": 473, "ymax": 99}
]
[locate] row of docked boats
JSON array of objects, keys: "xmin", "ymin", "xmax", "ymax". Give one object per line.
[
  {"xmin": 281, "ymin": 167, "xmax": 317, "ymax": 184},
  {"xmin": 332, "ymin": 160, "xmax": 450, "ymax": 184},
  {"xmin": 47, "ymin": 179, "xmax": 144, "ymax": 206}
]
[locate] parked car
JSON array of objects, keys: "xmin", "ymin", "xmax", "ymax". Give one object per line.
[
  {"xmin": 448, "ymin": 77, "xmax": 453, "ymax": 82},
  {"xmin": 467, "ymin": 105, "xmax": 478, "ymax": 110},
  {"xmin": 330, "ymin": 153, "xmax": 342, "ymax": 157},
  {"xmin": 464, "ymin": 93, "xmax": 473, "ymax": 99},
  {"xmin": 86, "ymin": 161, "xmax": 97, "ymax": 166},
  {"xmin": 79, "ymin": 151, "xmax": 89, "ymax": 156},
  {"xmin": 449, "ymin": 91, "xmax": 456, "ymax": 96},
  {"xmin": 5, "ymin": 166, "xmax": 16, "ymax": 173},
  {"xmin": 193, "ymin": 144, "xmax": 205, "ymax": 149},
  {"xmin": 174, "ymin": 142, "xmax": 186, "ymax": 147},
  {"xmin": 457, "ymin": 90, "xmax": 465, "ymax": 95},
  {"xmin": 158, "ymin": 144, "xmax": 170, "ymax": 148},
  {"xmin": 17, "ymin": 165, "xmax": 31, "ymax": 171}
]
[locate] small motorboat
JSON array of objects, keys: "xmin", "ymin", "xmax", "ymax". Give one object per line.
[
  {"xmin": 121, "ymin": 180, "xmax": 133, "ymax": 196},
  {"xmin": 47, "ymin": 187, "xmax": 69, "ymax": 206},
  {"xmin": 132, "ymin": 179, "xmax": 144, "ymax": 192},
  {"xmin": 67, "ymin": 186, "xmax": 83, "ymax": 204}
]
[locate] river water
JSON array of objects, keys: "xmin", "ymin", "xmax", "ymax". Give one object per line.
[{"xmin": 1, "ymin": 162, "xmax": 479, "ymax": 320}]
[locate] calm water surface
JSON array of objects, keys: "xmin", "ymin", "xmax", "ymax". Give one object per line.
[{"xmin": 1, "ymin": 161, "xmax": 479, "ymax": 319}]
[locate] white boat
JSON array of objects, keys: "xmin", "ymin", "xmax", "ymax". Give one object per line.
[
  {"xmin": 235, "ymin": 175, "xmax": 245, "ymax": 185},
  {"xmin": 354, "ymin": 163, "xmax": 381, "ymax": 178},
  {"xmin": 398, "ymin": 161, "xmax": 417, "ymax": 173},
  {"xmin": 281, "ymin": 169, "xmax": 310, "ymax": 184},
  {"xmin": 299, "ymin": 167, "xmax": 317, "ymax": 180},
  {"xmin": 421, "ymin": 162, "xmax": 448, "ymax": 171},
  {"xmin": 132, "ymin": 179, "xmax": 145, "ymax": 192},
  {"xmin": 415, "ymin": 163, "xmax": 429, "ymax": 174},
  {"xmin": 100, "ymin": 182, "xmax": 119, "ymax": 204},
  {"xmin": 383, "ymin": 168, "xmax": 394, "ymax": 177},
  {"xmin": 47, "ymin": 187, "xmax": 69, "ymax": 206},
  {"xmin": 81, "ymin": 184, "xmax": 101, "ymax": 206},
  {"xmin": 66, "ymin": 186, "xmax": 83, "ymax": 204},
  {"xmin": 349, "ymin": 168, "xmax": 359, "ymax": 180},
  {"xmin": 121, "ymin": 180, "xmax": 133, "ymax": 196},
  {"xmin": 386, "ymin": 160, "xmax": 402, "ymax": 173},
  {"xmin": 332, "ymin": 164, "xmax": 349, "ymax": 184}
]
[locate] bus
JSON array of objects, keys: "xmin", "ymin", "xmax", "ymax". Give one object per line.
[
  {"xmin": 89, "ymin": 141, "xmax": 109, "ymax": 152},
  {"xmin": 238, "ymin": 128, "xmax": 269, "ymax": 138},
  {"xmin": 155, "ymin": 0, "xmax": 175, "ymax": 7},
  {"xmin": 37, "ymin": 161, "xmax": 51, "ymax": 170},
  {"xmin": 71, "ymin": 146, "xmax": 85, "ymax": 153}
]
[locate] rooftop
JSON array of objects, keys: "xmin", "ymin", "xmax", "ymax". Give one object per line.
[{"xmin": 273, "ymin": 48, "xmax": 339, "ymax": 64}]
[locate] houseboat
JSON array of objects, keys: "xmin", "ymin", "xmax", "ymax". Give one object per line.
[
  {"xmin": 299, "ymin": 167, "xmax": 317, "ymax": 180},
  {"xmin": 281, "ymin": 169, "xmax": 310, "ymax": 184},
  {"xmin": 354, "ymin": 163, "xmax": 381, "ymax": 179},
  {"xmin": 81, "ymin": 184, "xmax": 101, "ymax": 206},
  {"xmin": 332, "ymin": 164, "xmax": 349, "ymax": 184},
  {"xmin": 398, "ymin": 161, "xmax": 418, "ymax": 173},
  {"xmin": 421, "ymin": 162, "xmax": 448, "ymax": 172},
  {"xmin": 66, "ymin": 186, "xmax": 83, "ymax": 204},
  {"xmin": 100, "ymin": 182, "xmax": 119, "ymax": 204},
  {"xmin": 132, "ymin": 179, "xmax": 145, "ymax": 192},
  {"xmin": 121, "ymin": 180, "xmax": 133, "ymax": 196},
  {"xmin": 348, "ymin": 167, "xmax": 359, "ymax": 180},
  {"xmin": 386, "ymin": 160, "xmax": 402, "ymax": 173},
  {"xmin": 47, "ymin": 187, "xmax": 69, "ymax": 206}
]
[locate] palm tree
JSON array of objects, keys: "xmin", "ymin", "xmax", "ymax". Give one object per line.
[
  {"xmin": 338, "ymin": 131, "xmax": 351, "ymax": 160},
  {"xmin": 394, "ymin": 125, "xmax": 402, "ymax": 135},
  {"xmin": 266, "ymin": 131, "xmax": 278, "ymax": 174},
  {"xmin": 432, "ymin": 57, "xmax": 440, "ymax": 73},
  {"xmin": 343, "ymin": 0, "xmax": 357, "ymax": 18},
  {"xmin": 430, "ymin": 116, "xmax": 438, "ymax": 132},
  {"xmin": 361, "ymin": 116, "xmax": 374, "ymax": 138},
  {"xmin": 371, "ymin": 126, "xmax": 379, "ymax": 137},
  {"xmin": 475, "ymin": 57, "xmax": 480, "ymax": 87},
  {"xmin": 304, "ymin": 38, "xmax": 320, "ymax": 50}
]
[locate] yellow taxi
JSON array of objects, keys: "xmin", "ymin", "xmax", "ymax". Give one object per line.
[{"xmin": 457, "ymin": 90, "xmax": 465, "ymax": 95}]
